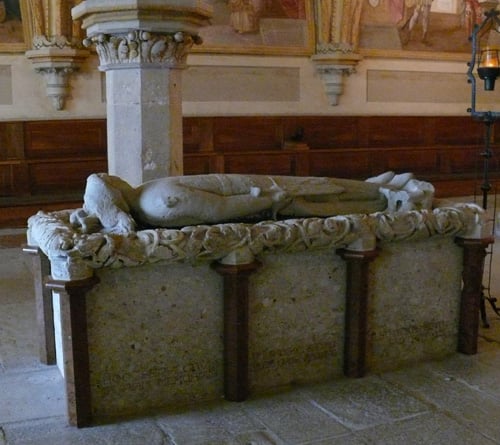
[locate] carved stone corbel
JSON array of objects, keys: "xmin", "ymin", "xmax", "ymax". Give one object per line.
[
  {"xmin": 312, "ymin": 0, "xmax": 364, "ymax": 105},
  {"xmin": 24, "ymin": 0, "xmax": 89, "ymax": 110},
  {"xmin": 26, "ymin": 47, "xmax": 88, "ymax": 110},
  {"xmin": 312, "ymin": 51, "xmax": 362, "ymax": 106}
]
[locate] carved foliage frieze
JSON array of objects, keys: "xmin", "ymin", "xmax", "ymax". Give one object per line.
[{"xmin": 27, "ymin": 204, "xmax": 484, "ymax": 280}]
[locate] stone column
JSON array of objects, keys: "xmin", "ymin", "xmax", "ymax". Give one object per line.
[
  {"xmin": 213, "ymin": 249, "xmax": 261, "ymax": 402},
  {"xmin": 72, "ymin": 1, "xmax": 212, "ymax": 186},
  {"xmin": 339, "ymin": 248, "xmax": 378, "ymax": 378},
  {"xmin": 22, "ymin": 246, "xmax": 56, "ymax": 365},
  {"xmin": 45, "ymin": 276, "xmax": 100, "ymax": 428}
]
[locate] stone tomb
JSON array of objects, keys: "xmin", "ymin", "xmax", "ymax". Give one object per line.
[{"xmin": 26, "ymin": 204, "xmax": 490, "ymax": 426}]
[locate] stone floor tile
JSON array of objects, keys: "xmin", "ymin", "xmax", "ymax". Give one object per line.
[
  {"xmin": 354, "ymin": 412, "xmax": 499, "ymax": 445},
  {"xmin": 186, "ymin": 430, "xmax": 286, "ymax": 445},
  {"xmin": 156, "ymin": 401, "xmax": 270, "ymax": 444},
  {"xmin": 300, "ymin": 433, "xmax": 369, "ymax": 445},
  {"xmin": 427, "ymin": 352, "xmax": 500, "ymax": 402},
  {"xmin": 230, "ymin": 430, "xmax": 285, "ymax": 445},
  {"xmin": 0, "ymin": 368, "xmax": 65, "ymax": 423},
  {"xmin": 382, "ymin": 364, "xmax": 500, "ymax": 440},
  {"xmin": 240, "ymin": 391, "xmax": 349, "ymax": 444},
  {"xmin": 301, "ymin": 375, "xmax": 429, "ymax": 431},
  {"xmin": 0, "ymin": 301, "xmax": 40, "ymax": 371},
  {"xmin": 0, "ymin": 249, "xmax": 34, "ymax": 306},
  {"xmin": 2, "ymin": 417, "xmax": 168, "ymax": 445}
]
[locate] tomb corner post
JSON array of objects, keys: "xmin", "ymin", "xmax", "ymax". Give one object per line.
[
  {"xmin": 338, "ymin": 247, "xmax": 379, "ymax": 378},
  {"xmin": 72, "ymin": 1, "xmax": 213, "ymax": 186},
  {"xmin": 22, "ymin": 245, "xmax": 56, "ymax": 365},
  {"xmin": 213, "ymin": 260, "xmax": 261, "ymax": 402},
  {"xmin": 45, "ymin": 276, "xmax": 99, "ymax": 428},
  {"xmin": 455, "ymin": 236, "xmax": 494, "ymax": 355}
]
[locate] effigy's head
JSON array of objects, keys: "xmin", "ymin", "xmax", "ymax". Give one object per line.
[{"xmin": 70, "ymin": 173, "xmax": 137, "ymax": 233}]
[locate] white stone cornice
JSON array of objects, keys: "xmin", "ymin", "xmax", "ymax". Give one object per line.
[{"xmin": 83, "ymin": 30, "xmax": 200, "ymax": 70}]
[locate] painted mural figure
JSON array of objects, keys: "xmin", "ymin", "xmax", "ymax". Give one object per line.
[
  {"xmin": 462, "ymin": 0, "xmax": 483, "ymax": 38},
  {"xmin": 400, "ymin": 0, "xmax": 434, "ymax": 44},
  {"xmin": 0, "ymin": 0, "xmax": 22, "ymax": 43},
  {"xmin": 228, "ymin": 0, "xmax": 264, "ymax": 33},
  {"xmin": 227, "ymin": 0, "xmax": 304, "ymax": 34},
  {"xmin": 0, "ymin": 0, "xmax": 19, "ymax": 23}
]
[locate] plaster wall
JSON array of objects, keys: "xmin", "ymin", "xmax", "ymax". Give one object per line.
[{"xmin": 0, "ymin": 52, "xmax": 486, "ymax": 120}]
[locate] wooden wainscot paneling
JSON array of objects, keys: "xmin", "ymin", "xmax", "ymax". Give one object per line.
[
  {"xmin": 224, "ymin": 152, "xmax": 296, "ymax": 175},
  {"xmin": 24, "ymin": 120, "xmax": 107, "ymax": 159},
  {"xmin": 308, "ymin": 149, "xmax": 375, "ymax": 178},
  {"xmin": 183, "ymin": 117, "xmax": 214, "ymax": 153},
  {"xmin": 0, "ymin": 163, "xmax": 30, "ymax": 197},
  {"xmin": 0, "ymin": 122, "xmax": 24, "ymax": 160},
  {"xmin": 384, "ymin": 147, "xmax": 439, "ymax": 174},
  {"xmin": 441, "ymin": 146, "xmax": 484, "ymax": 175},
  {"xmin": 286, "ymin": 116, "xmax": 361, "ymax": 149},
  {"xmin": 24, "ymin": 120, "xmax": 107, "ymax": 195},
  {"xmin": 213, "ymin": 117, "xmax": 283, "ymax": 152},
  {"xmin": 0, "ymin": 122, "xmax": 28, "ymax": 197},
  {"xmin": 432, "ymin": 116, "xmax": 483, "ymax": 146},
  {"xmin": 364, "ymin": 116, "xmax": 430, "ymax": 147},
  {"xmin": 2, "ymin": 115, "xmax": 500, "ymax": 228},
  {"xmin": 29, "ymin": 159, "xmax": 106, "ymax": 194}
]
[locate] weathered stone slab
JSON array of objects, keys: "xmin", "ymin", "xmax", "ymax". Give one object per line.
[
  {"xmin": 240, "ymin": 391, "xmax": 349, "ymax": 443},
  {"xmin": 367, "ymin": 237, "xmax": 463, "ymax": 372},
  {"xmin": 301, "ymin": 376, "xmax": 429, "ymax": 431},
  {"xmin": 0, "ymin": 368, "xmax": 65, "ymax": 423},
  {"xmin": 2, "ymin": 418, "xmax": 166, "ymax": 445},
  {"xmin": 87, "ymin": 262, "xmax": 224, "ymax": 418},
  {"xmin": 382, "ymin": 364, "xmax": 500, "ymax": 439},
  {"xmin": 355, "ymin": 412, "xmax": 498, "ymax": 445}
]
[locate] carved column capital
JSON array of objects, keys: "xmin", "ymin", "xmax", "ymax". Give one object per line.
[{"xmin": 83, "ymin": 30, "xmax": 202, "ymax": 71}]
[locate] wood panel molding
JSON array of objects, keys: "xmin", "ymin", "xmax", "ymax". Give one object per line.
[{"xmin": 1, "ymin": 115, "xmax": 497, "ymax": 227}]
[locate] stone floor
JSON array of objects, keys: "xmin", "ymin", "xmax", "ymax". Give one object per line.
[{"xmin": 2, "ymin": 225, "xmax": 500, "ymax": 444}]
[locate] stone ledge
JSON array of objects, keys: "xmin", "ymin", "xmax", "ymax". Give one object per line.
[{"xmin": 27, "ymin": 203, "xmax": 483, "ymax": 280}]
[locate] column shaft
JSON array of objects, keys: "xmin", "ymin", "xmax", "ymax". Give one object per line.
[
  {"xmin": 213, "ymin": 261, "xmax": 261, "ymax": 402},
  {"xmin": 23, "ymin": 246, "xmax": 56, "ymax": 365},
  {"xmin": 46, "ymin": 276, "xmax": 99, "ymax": 427},
  {"xmin": 106, "ymin": 67, "xmax": 183, "ymax": 185},
  {"xmin": 339, "ymin": 248, "xmax": 378, "ymax": 378}
]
